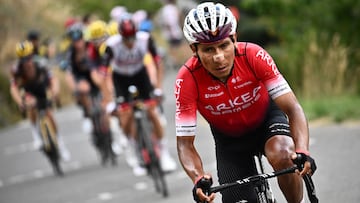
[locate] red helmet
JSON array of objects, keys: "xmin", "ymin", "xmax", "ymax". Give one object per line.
[{"xmin": 118, "ymin": 19, "xmax": 136, "ymax": 38}]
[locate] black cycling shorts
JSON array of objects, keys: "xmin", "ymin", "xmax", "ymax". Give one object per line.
[
  {"xmin": 112, "ymin": 67, "xmax": 154, "ymax": 103},
  {"xmin": 210, "ymin": 99, "xmax": 291, "ymax": 203}
]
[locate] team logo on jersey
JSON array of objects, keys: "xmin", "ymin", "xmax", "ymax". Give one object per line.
[
  {"xmin": 209, "ymin": 29, "xmax": 219, "ymax": 37},
  {"xmin": 207, "ymin": 85, "xmax": 221, "ymax": 91},
  {"xmin": 204, "ymin": 86, "xmax": 262, "ymax": 115}
]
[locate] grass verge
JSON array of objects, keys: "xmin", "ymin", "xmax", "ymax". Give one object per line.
[{"xmin": 301, "ymin": 95, "xmax": 360, "ymax": 123}]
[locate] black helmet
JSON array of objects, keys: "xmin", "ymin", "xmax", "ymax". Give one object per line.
[
  {"xmin": 27, "ymin": 30, "xmax": 40, "ymax": 41},
  {"xmin": 68, "ymin": 29, "xmax": 83, "ymax": 41}
]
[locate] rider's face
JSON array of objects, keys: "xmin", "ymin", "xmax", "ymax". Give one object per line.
[
  {"xmin": 22, "ymin": 58, "xmax": 36, "ymax": 79},
  {"xmin": 123, "ymin": 36, "xmax": 135, "ymax": 48},
  {"xmin": 196, "ymin": 37, "xmax": 235, "ymax": 82},
  {"xmin": 73, "ymin": 39, "xmax": 85, "ymax": 49}
]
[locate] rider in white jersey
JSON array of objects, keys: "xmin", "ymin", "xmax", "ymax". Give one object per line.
[{"xmin": 102, "ymin": 18, "xmax": 177, "ymax": 175}]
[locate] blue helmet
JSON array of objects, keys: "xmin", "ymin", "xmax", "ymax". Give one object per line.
[{"xmin": 139, "ymin": 20, "xmax": 153, "ymax": 33}]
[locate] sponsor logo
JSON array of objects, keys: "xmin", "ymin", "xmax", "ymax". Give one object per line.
[
  {"xmin": 231, "ymin": 76, "xmax": 241, "ymax": 84},
  {"xmin": 207, "ymin": 85, "xmax": 221, "ymax": 91},
  {"xmin": 175, "ymin": 79, "xmax": 184, "ymax": 120},
  {"xmin": 255, "ymin": 49, "xmax": 280, "ymax": 76},
  {"xmin": 204, "ymin": 86, "xmax": 262, "ymax": 115},
  {"xmin": 205, "ymin": 91, "xmax": 224, "ymax": 98},
  {"xmin": 234, "ymin": 81, "xmax": 252, "ymax": 89}
]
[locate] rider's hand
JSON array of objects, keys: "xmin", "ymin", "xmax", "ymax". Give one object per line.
[
  {"xmin": 292, "ymin": 150, "xmax": 317, "ymax": 176},
  {"xmin": 192, "ymin": 175, "xmax": 215, "ymax": 203},
  {"xmin": 17, "ymin": 102, "xmax": 26, "ymax": 113},
  {"xmin": 52, "ymin": 95, "xmax": 61, "ymax": 108},
  {"xmin": 23, "ymin": 95, "xmax": 36, "ymax": 108},
  {"xmin": 153, "ymin": 88, "xmax": 163, "ymax": 99}
]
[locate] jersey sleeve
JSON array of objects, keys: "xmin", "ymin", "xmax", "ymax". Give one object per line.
[
  {"xmin": 245, "ymin": 43, "xmax": 292, "ymax": 99},
  {"xmin": 174, "ymin": 66, "xmax": 198, "ymax": 136}
]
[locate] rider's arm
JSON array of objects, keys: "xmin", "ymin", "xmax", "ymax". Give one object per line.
[
  {"xmin": 143, "ymin": 52, "xmax": 158, "ymax": 88},
  {"xmin": 90, "ymin": 45, "xmax": 112, "ymax": 86},
  {"xmin": 245, "ymin": 43, "xmax": 312, "ymax": 174},
  {"xmin": 177, "ymin": 136, "xmax": 205, "ymax": 182},
  {"xmin": 48, "ymin": 73, "xmax": 60, "ymax": 98},
  {"xmin": 148, "ymin": 36, "xmax": 164, "ymax": 90},
  {"xmin": 174, "ymin": 67, "xmax": 207, "ymax": 182},
  {"xmin": 64, "ymin": 71, "xmax": 76, "ymax": 93},
  {"xmin": 273, "ymin": 93, "xmax": 309, "ymax": 154},
  {"xmin": 10, "ymin": 82, "xmax": 23, "ymax": 107}
]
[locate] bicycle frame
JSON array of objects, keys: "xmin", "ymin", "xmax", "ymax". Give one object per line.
[{"xmin": 254, "ymin": 153, "xmax": 276, "ymax": 203}]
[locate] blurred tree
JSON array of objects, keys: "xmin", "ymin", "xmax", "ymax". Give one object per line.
[
  {"xmin": 63, "ymin": 0, "xmax": 162, "ymax": 21},
  {"xmin": 240, "ymin": 0, "xmax": 360, "ymax": 96}
]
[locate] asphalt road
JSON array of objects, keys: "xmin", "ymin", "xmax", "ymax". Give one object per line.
[{"xmin": 1, "ymin": 68, "xmax": 359, "ymax": 203}]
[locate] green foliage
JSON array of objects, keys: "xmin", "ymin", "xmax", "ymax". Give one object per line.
[
  {"xmin": 301, "ymin": 96, "xmax": 360, "ymax": 122},
  {"xmin": 64, "ymin": 0, "xmax": 162, "ymax": 21},
  {"xmin": 0, "ymin": 72, "xmax": 22, "ymax": 128},
  {"xmin": 240, "ymin": 0, "xmax": 360, "ymax": 97}
]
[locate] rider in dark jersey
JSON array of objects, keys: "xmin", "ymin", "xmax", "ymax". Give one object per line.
[
  {"xmin": 61, "ymin": 27, "xmax": 100, "ymax": 119},
  {"xmin": 10, "ymin": 40, "xmax": 70, "ymax": 161},
  {"xmin": 175, "ymin": 2, "xmax": 317, "ymax": 203}
]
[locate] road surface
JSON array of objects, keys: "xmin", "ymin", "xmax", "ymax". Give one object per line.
[{"xmin": 1, "ymin": 69, "xmax": 359, "ymax": 203}]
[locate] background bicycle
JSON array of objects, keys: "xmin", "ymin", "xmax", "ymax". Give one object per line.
[
  {"xmin": 25, "ymin": 98, "xmax": 64, "ymax": 177},
  {"xmin": 128, "ymin": 85, "xmax": 169, "ymax": 197},
  {"xmin": 88, "ymin": 89, "xmax": 117, "ymax": 166}
]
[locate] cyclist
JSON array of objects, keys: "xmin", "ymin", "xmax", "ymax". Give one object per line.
[
  {"xmin": 135, "ymin": 10, "xmax": 167, "ymax": 126},
  {"xmin": 158, "ymin": 0, "xmax": 184, "ymax": 67},
  {"xmin": 85, "ymin": 20, "xmax": 114, "ymax": 106},
  {"xmin": 26, "ymin": 30, "xmax": 41, "ymax": 56},
  {"xmin": 10, "ymin": 41, "xmax": 71, "ymax": 161},
  {"xmin": 74, "ymin": 20, "xmax": 120, "ymax": 159},
  {"xmin": 60, "ymin": 27, "xmax": 101, "ymax": 134},
  {"xmin": 101, "ymin": 18, "xmax": 177, "ymax": 176},
  {"xmin": 175, "ymin": 2, "xmax": 317, "ymax": 203}
]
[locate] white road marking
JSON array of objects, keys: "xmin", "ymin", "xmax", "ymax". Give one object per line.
[
  {"xmin": 3, "ymin": 142, "xmax": 36, "ymax": 155},
  {"xmin": 97, "ymin": 192, "xmax": 113, "ymax": 201},
  {"xmin": 32, "ymin": 169, "xmax": 46, "ymax": 178},
  {"xmin": 8, "ymin": 174, "xmax": 27, "ymax": 185},
  {"xmin": 2, "ymin": 132, "xmax": 88, "ymax": 156},
  {"xmin": 134, "ymin": 182, "xmax": 148, "ymax": 190},
  {"xmin": 1, "ymin": 160, "xmax": 82, "ymax": 187}
]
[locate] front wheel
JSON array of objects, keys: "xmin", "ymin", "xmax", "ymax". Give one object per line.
[
  {"xmin": 148, "ymin": 155, "xmax": 169, "ymax": 197},
  {"xmin": 43, "ymin": 133, "xmax": 63, "ymax": 176}
]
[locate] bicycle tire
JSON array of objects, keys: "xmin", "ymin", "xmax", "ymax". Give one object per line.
[
  {"xmin": 40, "ymin": 117, "xmax": 63, "ymax": 176},
  {"xmin": 137, "ymin": 113, "xmax": 169, "ymax": 197},
  {"xmin": 90, "ymin": 95, "xmax": 116, "ymax": 166}
]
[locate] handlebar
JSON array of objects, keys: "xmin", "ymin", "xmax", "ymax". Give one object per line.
[
  {"xmin": 208, "ymin": 165, "xmax": 298, "ymax": 194},
  {"xmin": 205, "ymin": 154, "xmax": 318, "ymax": 203}
]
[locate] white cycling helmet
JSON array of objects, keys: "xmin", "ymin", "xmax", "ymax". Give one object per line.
[
  {"xmin": 110, "ymin": 6, "xmax": 127, "ymax": 22},
  {"xmin": 183, "ymin": 2, "xmax": 237, "ymax": 44}
]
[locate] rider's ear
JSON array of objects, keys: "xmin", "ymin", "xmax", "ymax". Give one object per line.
[
  {"xmin": 230, "ymin": 34, "xmax": 237, "ymax": 43},
  {"xmin": 190, "ymin": 44, "xmax": 198, "ymax": 57}
]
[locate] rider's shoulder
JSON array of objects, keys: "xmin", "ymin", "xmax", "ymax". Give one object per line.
[
  {"xmin": 33, "ymin": 55, "xmax": 49, "ymax": 69},
  {"xmin": 106, "ymin": 34, "xmax": 122, "ymax": 47},
  {"xmin": 182, "ymin": 56, "xmax": 202, "ymax": 72},
  {"xmin": 235, "ymin": 42, "xmax": 263, "ymax": 55},
  {"xmin": 136, "ymin": 31, "xmax": 150, "ymax": 41}
]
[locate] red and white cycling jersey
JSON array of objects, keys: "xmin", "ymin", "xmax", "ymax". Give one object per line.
[{"xmin": 175, "ymin": 42, "xmax": 292, "ymax": 137}]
